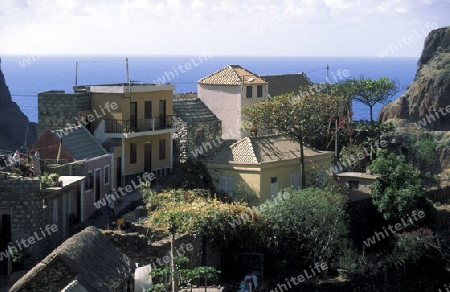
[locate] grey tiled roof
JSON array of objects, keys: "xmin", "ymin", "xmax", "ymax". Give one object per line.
[
  {"xmin": 174, "ymin": 97, "xmax": 220, "ymax": 123},
  {"xmin": 198, "ymin": 65, "xmax": 267, "ymax": 86},
  {"xmin": 52, "ymin": 126, "xmax": 108, "ymax": 160},
  {"xmin": 261, "ymin": 73, "xmax": 313, "ymax": 97},
  {"xmin": 207, "ymin": 135, "xmax": 331, "ymax": 164}
]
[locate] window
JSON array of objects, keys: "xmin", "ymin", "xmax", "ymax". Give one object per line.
[
  {"xmin": 290, "ymin": 172, "xmax": 301, "ymax": 189},
  {"xmin": 130, "ymin": 143, "xmax": 137, "ymax": 164},
  {"xmin": 218, "ymin": 175, "xmax": 235, "ymax": 197},
  {"xmin": 270, "ymin": 176, "xmax": 278, "ymax": 197},
  {"xmin": 145, "ymin": 101, "xmax": 152, "ymax": 119},
  {"xmin": 257, "ymin": 85, "xmax": 263, "ymax": 97},
  {"xmin": 246, "ymin": 86, "xmax": 253, "ymax": 98},
  {"xmin": 104, "ymin": 165, "xmax": 110, "ymax": 185},
  {"xmin": 349, "ymin": 180, "xmax": 359, "ymax": 190},
  {"xmin": 85, "ymin": 171, "xmax": 93, "ymax": 190},
  {"xmin": 159, "ymin": 139, "xmax": 166, "ymax": 159}
]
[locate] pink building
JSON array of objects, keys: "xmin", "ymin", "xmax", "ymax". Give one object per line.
[{"xmin": 32, "ymin": 125, "xmax": 112, "ymax": 222}]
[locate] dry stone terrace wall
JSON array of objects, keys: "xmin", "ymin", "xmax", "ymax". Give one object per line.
[
  {"xmin": 38, "ymin": 91, "xmax": 90, "ymax": 137},
  {"xmin": 102, "ymin": 231, "xmax": 205, "ymax": 269},
  {"xmin": 173, "ymin": 116, "xmax": 222, "ymax": 161}
]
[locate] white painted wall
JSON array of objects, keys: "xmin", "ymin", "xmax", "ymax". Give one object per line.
[
  {"xmin": 198, "ymin": 83, "xmax": 269, "ymax": 140},
  {"xmin": 198, "ymin": 84, "xmax": 242, "ymax": 140}
]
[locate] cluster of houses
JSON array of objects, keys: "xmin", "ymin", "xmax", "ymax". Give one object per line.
[{"xmin": 0, "ymin": 64, "xmax": 378, "ymax": 289}]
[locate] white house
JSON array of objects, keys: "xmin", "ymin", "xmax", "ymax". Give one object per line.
[{"xmin": 197, "ymin": 65, "xmax": 269, "ymax": 140}]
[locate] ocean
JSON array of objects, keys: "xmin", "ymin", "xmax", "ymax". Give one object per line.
[{"xmin": 0, "ymin": 55, "xmax": 419, "ymax": 123}]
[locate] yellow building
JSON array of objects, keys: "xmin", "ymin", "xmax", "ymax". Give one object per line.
[
  {"xmin": 74, "ymin": 83, "xmax": 175, "ymax": 188},
  {"xmin": 201, "ymin": 135, "xmax": 334, "ymax": 202}
]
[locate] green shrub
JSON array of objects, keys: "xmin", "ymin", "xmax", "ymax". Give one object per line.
[
  {"xmin": 369, "ymin": 149, "xmax": 434, "ymax": 222},
  {"xmin": 261, "ymin": 187, "xmax": 348, "ymax": 268},
  {"xmin": 388, "ymin": 227, "xmax": 444, "ymax": 265}
]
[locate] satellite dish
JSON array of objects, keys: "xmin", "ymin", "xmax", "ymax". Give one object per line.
[{"xmin": 248, "ymin": 78, "xmax": 254, "ymax": 82}]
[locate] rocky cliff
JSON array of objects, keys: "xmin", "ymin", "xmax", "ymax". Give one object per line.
[
  {"xmin": 378, "ymin": 26, "xmax": 450, "ymax": 130},
  {"xmin": 0, "ymin": 58, "xmax": 38, "ymax": 153},
  {"xmin": 378, "ymin": 26, "xmax": 450, "ymax": 175}
]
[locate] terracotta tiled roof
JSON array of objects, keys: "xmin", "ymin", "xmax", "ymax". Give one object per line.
[
  {"xmin": 206, "ymin": 135, "xmax": 332, "ymax": 164},
  {"xmin": 197, "ymin": 65, "xmax": 267, "ymax": 86}
]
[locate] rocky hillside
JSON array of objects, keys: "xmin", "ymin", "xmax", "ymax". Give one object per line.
[
  {"xmin": 378, "ymin": 26, "xmax": 450, "ymax": 175},
  {"xmin": 0, "ymin": 58, "xmax": 38, "ymax": 153},
  {"xmin": 378, "ymin": 26, "xmax": 450, "ymax": 130}
]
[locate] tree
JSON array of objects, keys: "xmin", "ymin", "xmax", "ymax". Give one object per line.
[
  {"xmin": 350, "ymin": 77, "xmax": 398, "ymax": 122},
  {"xmin": 147, "ymin": 189, "xmax": 269, "ymax": 251},
  {"xmin": 242, "ymin": 92, "xmax": 347, "ymax": 188},
  {"xmin": 369, "ymin": 149, "xmax": 433, "ymax": 222},
  {"xmin": 261, "ymin": 187, "xmax": 347, "ymax": 270}
]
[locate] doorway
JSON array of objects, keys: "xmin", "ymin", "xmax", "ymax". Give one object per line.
[
  {"xmin": 159, "ymin": 100, "xmax": 166, "ymax": 128},
  {"xmin": 0, "ymin": 212, "xmax": 12, "ymax": 275},
  {"xmin": 144, "ymin": 143, "xmax": 152, "ymax": 173},
  {"xmin": 130, "ymin": 102, "xmax": 137, "ymax": 130}
]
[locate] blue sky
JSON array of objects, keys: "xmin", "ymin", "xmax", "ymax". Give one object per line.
[{"xmin": 0, "ymin": 0, "xmax": 449, "ymax": 57}]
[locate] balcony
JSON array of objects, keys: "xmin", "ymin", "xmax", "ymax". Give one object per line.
[
  {"xmin": 95, "ymin": 115, "xmax": 176, "ymax": 143},
  {"xmin": 105, "ymin": 115, "xmax": 174, "ymax": 133}
]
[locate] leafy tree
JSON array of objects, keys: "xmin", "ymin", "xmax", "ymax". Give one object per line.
[
  {"xmin": 349, "ymin": 77, "xmax": 398, "ymax": 121},
  {"xmin": 409, "ymin": 138, "xmax": 438, "ymax": 173},
  {"xmin": 147, "ymin": 189, "xmax": 268, "ymax": 249},
  {"xmin": 243, "ymin": 92, "xmax": 347, "ymax": 188},
  {"xmin": 261, "ymin": 187, "xmax": 347, "ymax": 269},
  {"xmin": 369, "ymin": 149, "xmax": 433, "ymax": 221},
  {"xmin": 354, "ymin": 121, "xmax": 394, "ymax": 145}
]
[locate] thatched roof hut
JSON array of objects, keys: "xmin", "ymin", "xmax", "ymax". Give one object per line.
[{"xmin": 10, "ymin": 226, "xmax": 132, "ymax": 292}]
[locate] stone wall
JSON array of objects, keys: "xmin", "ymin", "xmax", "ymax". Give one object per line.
[
  {"xmin": 38, "ymin": 90, "xmax": 90, "ymax": 137},
  {"xmin": 44, "ymin": 161, "xmax": 87, "ymax": 176},
  {"xmin": 172, "ymin": 116, "xmax": 188, "ymax": 162},
  {"xmin": 0, "ymin": 178, "xmax": 51, "ymax": 263},
  {"xmin": 102, "ymin": 231, "xmax": 206, "ymax": 270},
  {"xmin": 173, "ymin": 117, "xmax": 222, "ymax": 161},
  {"xmin": 0, "ymin": 177, "xmax": 76, "ymax": 266}
]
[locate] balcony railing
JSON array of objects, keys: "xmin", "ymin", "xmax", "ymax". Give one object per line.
[{"xmin": 105, "ymin": 115, "xmax": 174, "ymax": 133}]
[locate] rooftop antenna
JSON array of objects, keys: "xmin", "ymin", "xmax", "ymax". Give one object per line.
[
  {"xmin": 126, "ymin": 57, "xmax": 130, "ymax": 84},
  {"xmin": 75, "ymin": 61, "xmax": 78, "ymax": 86}
]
